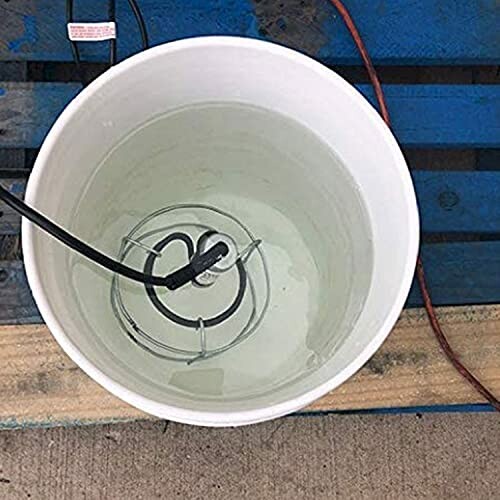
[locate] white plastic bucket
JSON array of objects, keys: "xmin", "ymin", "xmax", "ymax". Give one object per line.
[{"xmin": 23, "ymin": 37, "xmax": 419, "ymax": 426}]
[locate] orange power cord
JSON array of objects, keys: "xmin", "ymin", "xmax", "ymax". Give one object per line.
[{"xmin": 329, "ymin": 0, "xmax": 500, "ymax": 412}]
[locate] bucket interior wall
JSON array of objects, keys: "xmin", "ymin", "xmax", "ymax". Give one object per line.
[{"xmin": 26, "ymin": 40, "xmax": 417, "ymax": 417}]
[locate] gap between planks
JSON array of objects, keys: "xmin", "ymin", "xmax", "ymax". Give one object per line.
[{"xmin": 0, "ymin": 304, "xmax": 499, "ymax": 429}]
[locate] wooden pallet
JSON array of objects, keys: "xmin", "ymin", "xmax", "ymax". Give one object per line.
[{"xmin": 0, "ymin": 0, "xmax": 499, "ymax": 429}]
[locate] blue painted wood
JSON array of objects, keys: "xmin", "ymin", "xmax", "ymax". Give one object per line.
[
  {"xmin": 0, "ymin": 1, "xmax": 499, "ymax": 64},
  {"xmin": 0, "ymin": 179, "xmax": 24, "ymax": 235},
  {"xmin": 0, "ymin": 82, "xmax": 80, "ymax": 149},
  {"xmin": 413, "ymin": 171, "xmax": 500, "ymax": 233},
  {"xmin": 407, "ymin": 241, "xmax": 500, "ymax": 307},
  {"xmin": 0, "ymin": 261, "xmax": 40, "ymax": 324},
  {"xmin": 296, "ymin": 403, "xmax": 496, "ymax": 415},
  {"xmin": 2, "ymin": 241, "xmax": 499, "ymax": 324},
  {"xmin": 365, "ymin": 85, "xmax": 500, "ymax": 148},
  {"xmin": 3, "ymin": 172, "xmax": 500, "ymax": 236},
  {"xmin": 0, "ymin": 83, "xmax": 498, "ymax": 149}
]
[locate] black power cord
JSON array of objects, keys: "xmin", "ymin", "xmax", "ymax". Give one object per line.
[
  {"xmin": 0, "ymin": 3, "xmax": 228, "ymax": 290},
  {"xmin": 109, "ymin": 0, "xmax": 117, "ymax": 66},
  {"xmin": 0, "ymin": 185, "xmax": 228, "ymax": 290},
  {"xmin": 66, "ymin": 0, "xmax": 149, "ymax": 85},
  {"xmin": 127, "ymin": 0, "xmax": 149, "ymax": 50},
  {"xmin": 66, "ymin": 0, "xmax": 85, "ymax": 84}
]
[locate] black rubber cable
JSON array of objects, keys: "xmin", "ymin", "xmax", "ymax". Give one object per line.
[
  {"xmin": 0, "ymin": 184, "xmax": 228, "ymax": 290},
  {"xmin": 66, "ymin": 0, "xmax": 147, "ymax": 84},
  {"xmin": 0, "ymin": 2, "xmax": 223, "ymax": 290},
  {"xmin": 127, "ymin": 0, "xmax": 149, "ymax": 50},
  {"xmin": 66, "ymin": 0, "xmax": 86, "ymax": 85},
  {"xmin": 109, "ymin": 0, "xmax": 117, "ymax": 65}
]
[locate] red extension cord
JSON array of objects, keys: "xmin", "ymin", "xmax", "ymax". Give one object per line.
[{"xmin": 329, "ymin": 0, "xmax": 500, "ymax": 411}]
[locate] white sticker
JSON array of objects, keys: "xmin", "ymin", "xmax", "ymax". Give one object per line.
[{"xmin": 67, "ymin": 22, "xmax": 117, "ymax": 42}]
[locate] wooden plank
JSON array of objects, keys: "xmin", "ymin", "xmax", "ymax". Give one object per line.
[
  {"xmin": 0, "ymin": 150, "xmax": 27, "ymax": 175},
  {"xmin": 312, "ymin": 305, "xmax": 500, "ymax": 412},
  {"xmin": 0, "ymin": 304, "xmax": 498, "ymax": 429},
  {"xmin": 0, "ymin": 62, "xmax": 27, "ymax": 80},
  {"xmin": 380, "ymin": 85, "xmax": 500, "ymax": 148},
  {"xmin": 0, "ymin": 83, "xmax": 499, "ymax": 149},
  {"xmin": 0, "ymin": 82, "xmax": 79, "ymax": 149},
  {"xmin": 0, "ymin": 179, "xmax": 23, "ymax": 235},
  {"xmin": 0, "ymin": 63, "xmax": 27, "ymax": 174},
  {"xmin": 1, "ymin": 240, "xmax": 500, "ymax": 324},
  {"xmin": 1, "ymin": 1, "xmax": 499, "ymax": 64},
  {"xmin": 413, "ymin": 171, "xmax": 500, "ymax": 233},
  {"xmin": 3, "ymin": 172, "xmax": 500, "ymax": 237},
  {"xmin": 0, "ymin": 261, "xmax": 38, "ymax": 324},
  {"xmin": 407, "ymin": 241, "xmax": 500, "ymax": 306}
]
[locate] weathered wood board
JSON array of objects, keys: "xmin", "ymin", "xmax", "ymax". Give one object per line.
[
  {"xmin": 0, "ymin": 305, "xmax": 498, "ymax": 429},
  {"xmin": 1, "ymin": 83, "xmax": 499, "ymax": 149},
  {"xmin": 1, "ymin": 1, "xmax": 499, "ymax": 65}
]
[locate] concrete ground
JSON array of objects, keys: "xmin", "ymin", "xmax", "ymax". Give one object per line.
[{"xmin": 0, "ymin": 413, "xmax": 498, "ymax": 499}]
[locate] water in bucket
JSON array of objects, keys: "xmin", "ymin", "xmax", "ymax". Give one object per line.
[{"xmin": 67, "ymin": 102, "xmax": 373, "ymax": 400}]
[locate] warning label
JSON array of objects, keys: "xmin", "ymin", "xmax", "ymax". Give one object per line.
[{"xmin": 67, "ymin": 22, "xmax": 117, "ymax": 42}]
